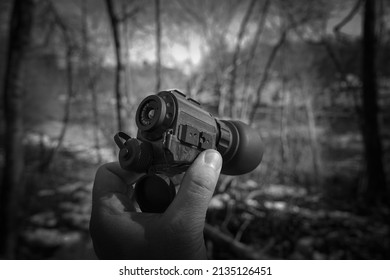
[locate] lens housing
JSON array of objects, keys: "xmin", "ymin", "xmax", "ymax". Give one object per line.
[
  {"xmin": 136, "ymin": 95, "xmax": 166, "ymax": 131},
  {"xmin": 136, "ymin": 94, "xmax": 176, "ymax": 140}
]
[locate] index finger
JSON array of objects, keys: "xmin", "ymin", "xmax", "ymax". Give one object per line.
[{"xmin": 92, "ymin": 162, "xmax": 144, "ymax": 208}]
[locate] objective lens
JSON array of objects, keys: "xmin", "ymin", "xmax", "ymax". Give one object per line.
[
  {"xmin": 139, "ymin": 100, "xmax": 159, "ymax": 127},
  {"xmin": 135, "ymin": 93, "xmax": 176, "ymax": 136},
  {"xmin": 148, "ymin": 109, "xmax": 155, "ymax": 119}
]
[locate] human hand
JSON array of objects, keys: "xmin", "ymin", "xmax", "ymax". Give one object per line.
[{"xmin": 89, "ymin": 149, "xmax": 222, "ymax": 259}]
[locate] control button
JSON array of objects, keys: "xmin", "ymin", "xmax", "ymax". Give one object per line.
[
  {"xmin": 200, "ymin": 132, "xmax": 213, "ymax": 149},
  {"xmin": 178, "ymin": 124, "xmax": 199, "ymax": 146}
]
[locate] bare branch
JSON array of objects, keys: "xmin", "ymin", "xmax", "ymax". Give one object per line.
[
  {"xmin": 247, "ymin": 6, "xmax": 323, "ymax": 123},
  {"xmin": 174, "ymin": 0, "xmax": 207, "ymax": 31},
  {"xmin": 46, "ymin": 0, "xmax": 74, "ymax": 48},
  {"xmin": 228, "ymin": 0, "xmax": 257, "ymax": 117},
  {"xmin": 204, "ymin": 223, "xmax": 272, "ymax": 259},
  {"xmin": 118, "ymin": 7, "xmax": 141, "ymax": 23},
  {"xmin": 41, "ymin": 5, "xmax": 79, "ymax": 169},
  {"xmin": 333, "ymin": 0, "xmax": 363, "ymax": 36},
  {"xmin": 248, "ymin": 30, "xmax": 288, "ymax": 123},
  {"xmin": 39, "ymin": 0, "xmax": 79, "ymax": 170},
  {"xmin": 247, "ymin": 0, "xmax": 271, "ymax": 68},
  {"xmin": 105, "ymin": 0, "xmax": 124, "ymax": 131},
  {"xmin": 155, "ymin": 0, "xmax": 162, "ymax": 92},
  {"xmin": 241, "ymin": 0, "xmax": 271, "ymax": 118}
]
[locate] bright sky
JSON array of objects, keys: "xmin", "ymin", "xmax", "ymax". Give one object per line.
[
  {"xmin": 128, "ymin": 31, "xmax": 204, "ymax": 74},
  {"xmin": 115, "ymin": 3, "xmax": 363, "ymax": 74}
]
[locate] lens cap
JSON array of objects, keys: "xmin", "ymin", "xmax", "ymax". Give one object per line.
[{"xmin": 134, "ymin": 174, "xmax": 176, "ymax": 213}]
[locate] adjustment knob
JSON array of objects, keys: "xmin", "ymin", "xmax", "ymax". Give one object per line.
[{"xmin": 118, "ymin": 138, "xmax": 153, "ymax": 173}]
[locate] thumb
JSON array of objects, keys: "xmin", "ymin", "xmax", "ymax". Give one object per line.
[{"xmin": 165, "ymin": 149, "xmax": 222, "ymax": 220}]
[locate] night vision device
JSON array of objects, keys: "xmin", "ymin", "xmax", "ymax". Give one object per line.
[{"xmin": 114, "ymin": 89, "xmax": 263, "ymax": 213}]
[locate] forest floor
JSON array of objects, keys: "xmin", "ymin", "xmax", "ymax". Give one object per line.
[
  {"xmin": 206, "ymin": 182, "xmax": 390, "ymax": 259},
  {"xmin": 20, "ymin": 145, "xmax": 98, "ymax": 259}
]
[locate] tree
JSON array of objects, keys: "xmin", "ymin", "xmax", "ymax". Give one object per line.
[
  {"xmin": 228, "ymin": 0, "xmax": 257, "ymax": 118},
  {"xmin": 361, "ymin": 0, "xmax": 387, "ymax": 204},
  {"xmin": 247, "ymin": 29, "xmax": 288, "ymax": 123},
  {"xmin": 172, "ymin": 0, "xmax": 243, "ymax": 115},
  {"xmin": 155, "ymin": 0, "xmax": 162, "ymax": 92},
  {"xmin": 39, "ymin": 0, "xmax": 77, "ymax": 170},
  {"xmin": 240, "ymin": 0, "xmax": 270, "ymax": 120},
  {"xmin": 105, "ymin": 0, "xmax": 125, "ymax": 132},
  {"xmin": 0, "ymin": 0, "xmax": 34, "ymax": 259},
  {"xmin": 82, "ymin": 0, "xmax": 102, "ymax": 163},
  {"xmin": 105, "ymin": 0, "xmax": 140, "ymax": 132}
]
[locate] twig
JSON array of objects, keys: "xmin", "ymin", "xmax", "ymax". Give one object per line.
[
  {"xmin": 118, "ymin": 7, "xmax": 140, "ymax": 23},
  {"xmin": 248, "ymin": 30, "xmax": 288, "ymax": 123},
  {"xmin": 228, "ymin": 0, "xmax": 257, "ymax": 117},
  {"xmin": 204, "ymin": 223, "xmax": 271, "ymax": 259},
  {"xmin": 241, "ymin": 0, "xmax": 271, "ymax": 118},
  {"xmin": 333, "ymin": 0, "xmax": 363, "ymax": 36},
  {"xmin": 40, "ymin": 0, "xmax": 77, "ymax": 170},
  {"xmin": 234, "ymin": 218, "xmax": 252, "ymax": 242}
]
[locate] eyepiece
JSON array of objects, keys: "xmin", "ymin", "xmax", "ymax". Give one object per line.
[{"xmin": 217, "ymin": 120, "xmax": 263, "ymax": 175}]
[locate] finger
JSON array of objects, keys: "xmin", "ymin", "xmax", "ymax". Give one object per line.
[
  {"xmin": 165, "ymin": 149, "xmax": 222, "ymax": 220},
  {"xmin": 92, "ymin": 162, "xmax": 144, "ymax": 211}
]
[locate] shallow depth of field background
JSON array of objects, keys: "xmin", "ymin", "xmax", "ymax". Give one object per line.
[{"xmin": 0, "ymin": 0, "xmax": 389, "ymax": 259}]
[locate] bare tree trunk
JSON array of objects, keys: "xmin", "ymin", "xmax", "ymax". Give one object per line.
[
  {"xmin": 89, "ymin": 82, "xmax": 102, "ymax": 163},
  {"xmin": 241, "ymin": 0, "xmax": 270, "ymax": 120},
  {"xmin": 228, "ymin": 0, "xmax": 256, "ymax": 118},
  {"xmin": 217, "ymin": 79, "xmax": 227, "ymax": 116},
  {"xmin": 122, "ymin": 0, "xmax": 132, "ymax": 114},
  {"xmin": 40, "ymin": 2, "xmax": 75, "ymax": 170},
  {"xmin": 0, "ymin": 0, "xmax": 33, "ymax": 259},
  {"xmin": 82, "ymin": 0, "xmax": 102, "ymax": 163},
  {"xmin": 361, "ymin": 0, "xmax": 387, "ymax": 203},
  {"xmin": 105, "ymin": 0, "xmax": 124, "ymax": 131},
  {"xmin": 279, "ymin": 78, "xmax": 290, "ymax": 184},
  {"xmin": 41, "ymin": 47, "xmax": 74, "ymax": 170},
  {"xmin": 248, "ymin": 30, "xmax": 287, "ymax": 124},
  {"xmin": 304, "ymin": 85, "xmax": 322, "ymax": 191},
  {"xmin": 155, "ymin": 0, "xmax": 162, "ymax": 92}
]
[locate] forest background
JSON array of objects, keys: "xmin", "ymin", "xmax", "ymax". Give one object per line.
[{"xmin": 0, "ymin": 0, "xmax": 389, "ymax": 259}]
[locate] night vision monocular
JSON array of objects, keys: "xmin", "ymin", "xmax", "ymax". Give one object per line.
[{"xmin": 114, "ymin": 89, "xmax": 263, "ymax": 213}]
